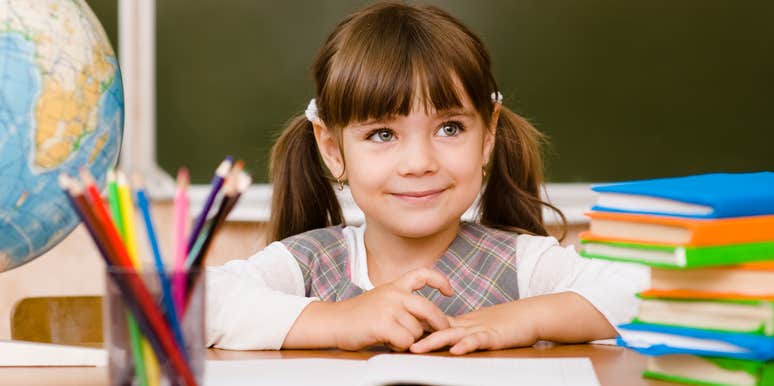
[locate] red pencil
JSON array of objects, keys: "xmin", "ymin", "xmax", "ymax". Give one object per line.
[
  {"xmin": 59, "ymin": 174, "xmax": 117, "ymax": 266},
  {"xmin": 77, "ymin": 169, "xmax": 197, "ymax": 386}
]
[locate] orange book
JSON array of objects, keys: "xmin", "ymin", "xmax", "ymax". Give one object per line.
[{"xmin": 586, "ymin": 211, "xmax": 774, "ymax": 246}]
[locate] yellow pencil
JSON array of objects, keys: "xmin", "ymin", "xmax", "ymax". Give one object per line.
[{"xmin": 117, "ymin": 171, "xmax": 161, "ymax": 386}]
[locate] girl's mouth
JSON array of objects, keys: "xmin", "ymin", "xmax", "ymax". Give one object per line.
[{"xmin": 390, "ymin": 188, "xmax": 446, "ymax": 203}]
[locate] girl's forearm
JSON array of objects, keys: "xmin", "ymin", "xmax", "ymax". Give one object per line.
[
  {"xmin": 521, "ymin": 292, "xmax": 617, "ymax": 343},
  {"xmin": 282, "ymin": 301, "xmax": 339, "ymax": 349}
]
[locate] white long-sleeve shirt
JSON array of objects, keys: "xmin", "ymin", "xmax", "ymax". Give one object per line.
[{"xmin": 206, "ymin": 224, "xmax": 649, "ymax": 350}]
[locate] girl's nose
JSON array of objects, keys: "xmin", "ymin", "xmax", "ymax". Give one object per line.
[{"xmin": 396, "ymin": 137, "xmax": 438, "ymax": 177}]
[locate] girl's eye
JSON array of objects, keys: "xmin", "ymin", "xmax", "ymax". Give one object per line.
[
  {"xmin": 367, "ymin": 129, "xmax": 395, "ymax": 142},
  {"xmin": 436, "ymin": 121, "xmax": 464, "ymax": 137}
]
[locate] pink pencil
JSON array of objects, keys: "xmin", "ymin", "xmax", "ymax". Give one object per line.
[{"xmin": 173, "ymin": 168, "xmax": 190, "ymax": 315}]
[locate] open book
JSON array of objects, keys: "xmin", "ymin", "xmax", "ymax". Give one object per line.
[
  {"xmin": 204, "ymin": 354, "xmax": 599, "ymax": 386},
  {"xmin": 0, "ymin": 339, "xmax": 106, "ymax": 366}
]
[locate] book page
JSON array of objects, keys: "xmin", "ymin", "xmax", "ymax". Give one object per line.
[
  {"xmin": 0, "ymin": 340, "xmax": 107, "ymax": 367},
  {"xmin": 363, "ymin": 355, "xmax": 599, "ymax": 386},
  {"xmin": 205, "ymin": 358, "xmax": 367, "ymax": 386},
  {"xmin": 204, "ymin": 355, "xmax": 599, "ymax": 386}
]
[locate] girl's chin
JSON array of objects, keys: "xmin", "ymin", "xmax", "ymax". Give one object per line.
[{"xmin": 377, "ymin": 216, "xmax": 457, "ymax": 239}]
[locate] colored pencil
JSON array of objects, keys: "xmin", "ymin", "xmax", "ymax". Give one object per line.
[
  {"xmin": 117, "ymin": 171, "xmax": 160, "ymax": 386},
  {"xmin": 186, "ymin": 157, "xmax": 232, "ymax": 255},
  {"xmin": 134, "ymin": 175, "xmax": 187, "ymax": 355},
  {"xmin": 77, "ymin": 169, "xmax": 197, "ymax": 386},
  {"xmin": 106, "ymin": 171, "xmax": 149, "ymax": 386},
  {"xmin": 184, "ymin": 161, "xmax": 244, "ymax": 267},
  {"xmin": 218, "ymin": 171, "xmax": 251, "ymax": 228},
  {"xmin": 185, "ymin": 168, "xmax": 242, "ymax": 270},
  {"xmin": 107, "ymin": 170, "xmax": 125, "ymax": 237},
  {"xmin": 60, "ymin": 176, "xmax": 161, "ymax": 385},
  {"xmin": 117, "ymin": 172, "xmax": 142, "ymax": 267},
  {"xmin": 60, "ymin": 174, "xmax": 115, "ymax": 263},
  {"xmin": 184, "ymin": 170, "xmax": 251, "ymax": 310},
  {"xmin": 173, "ymin": 168, "xmax": 190, "ymax": 315},
  {"xmin": 61, "ymin": 175, "xmax": 175, "ymax": 383}
]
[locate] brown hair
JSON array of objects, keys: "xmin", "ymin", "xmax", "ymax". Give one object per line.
[{"xmin": 268, "ymin": 1, "xmax": 565, "ymax": 242}]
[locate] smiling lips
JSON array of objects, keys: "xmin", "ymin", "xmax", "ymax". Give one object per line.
[{"xmin": 390, "ymin": 188, "xmax": 447, "ymax": 203}]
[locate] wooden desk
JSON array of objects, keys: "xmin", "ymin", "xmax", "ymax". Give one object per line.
[{"xmin": 0, "ymin": 343, "xmax": 674, "ymax": 385}]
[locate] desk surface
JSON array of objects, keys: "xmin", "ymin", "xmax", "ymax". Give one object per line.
[{"xmin": 0, "ymin": 343, "xmax": 673, "ymax": 385}]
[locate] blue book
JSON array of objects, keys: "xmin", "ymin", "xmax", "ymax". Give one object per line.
[
  {"xmin": 592, "ymin": 172, "xmax": 774, "ymax": 219},
  {"xmin": 617, "ymin": 322, "xmax": 774, "ymax": 361}
]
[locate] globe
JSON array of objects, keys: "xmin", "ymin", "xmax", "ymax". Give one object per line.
[{"xmin": 0, "ymin": 0, "xmax": 123, "ymax": 272}]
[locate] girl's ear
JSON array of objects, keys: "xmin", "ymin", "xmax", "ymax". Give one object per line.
[
  {"xmin": 312, "ymin": 120, "xmax": 346, "ymax": 180},
  {"xmin": 483, "ymin": 104, "xmax": 500, "ymax": 162}
]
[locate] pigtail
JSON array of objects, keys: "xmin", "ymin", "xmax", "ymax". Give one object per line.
[
  {"xmin": 479, "ymin": 106, "xmax": 567, "ymax": 240},
  {"xmin": 267, "ymin": 115, "xmax": 344, "ymax": 243}
]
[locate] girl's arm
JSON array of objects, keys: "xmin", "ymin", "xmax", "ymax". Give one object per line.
[
  {"xmin": 208, "ymin": 242, "xmax": 453, "ymax": 351},
  {"xmin": 411, "ymin": 234, "xmax": 649, "ymax": 354},
  {"xmin": 206, "ymin": 242, "xmax": 317, "ymax": 350}
]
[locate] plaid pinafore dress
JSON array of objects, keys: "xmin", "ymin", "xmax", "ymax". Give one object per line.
[{"xmin": 281, "ymin": 222, "xmax": 519, "ymax": 316}]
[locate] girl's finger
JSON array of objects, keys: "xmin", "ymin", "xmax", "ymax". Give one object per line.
[
  {"xmin": 403, "ymin": 294, "xmax": 450, "ymax": 332},
  {"xmin": 394, "ymin": 268, "xmax": 454, "ymax": 296},
  {"xmin": 395, "ymin": 311, "xmax": 424, "ymax": 340},
  {"xmin": 449, "ymin": 331, "xmax": 490, "ymax": 355},
  {"xmin": 410, "ymin": 327, "xmax": 466, "ymax": 353},
  {"xmin": 385, "ymin": 322, "xmax": 416, "ymax": 352}
]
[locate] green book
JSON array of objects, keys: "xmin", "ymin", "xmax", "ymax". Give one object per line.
[
  {"xmin": 579, "ymin": 238, "xmax": 774, "ymax": 269},
  {"xmin": 644, "ymin": 355, "xmax": 774, "ymax": 386}
]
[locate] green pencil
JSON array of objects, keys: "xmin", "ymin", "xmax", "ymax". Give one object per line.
[{"xmin": 107, "ymin": 170, "xmax": 149, "ymax": 386}]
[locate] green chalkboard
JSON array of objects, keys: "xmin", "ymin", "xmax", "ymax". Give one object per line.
[{"xmin": 87, "ymin": 1, "xmax": 773, "ymax": 184}]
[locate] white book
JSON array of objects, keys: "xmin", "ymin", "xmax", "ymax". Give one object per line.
[
  {"xmin": 596, "ymin": 192, "xmax": 713, "ymax": 217},
  {"xmin": 583, "ymin": 242, "xmax": 686, "ymax": 265},
  {"xmin": 204, "ymin": 354, "xmax": 600, "ymax": 386},
  {"xmin": 638, "ymin": 297, "xmax": 774, "ymax": 335},
  {"xmin": 0, "ymin": 339, "xmax": 107, "ymax": 367}
]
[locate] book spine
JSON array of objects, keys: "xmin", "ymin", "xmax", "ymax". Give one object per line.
[{"xmin": 683, "ymin": 242, "xmax": 774, "ymax": 268}]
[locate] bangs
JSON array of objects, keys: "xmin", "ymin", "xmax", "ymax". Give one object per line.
[{"xmin": 316, "ymin": 4, "xmax": 497, "ymax": 128}]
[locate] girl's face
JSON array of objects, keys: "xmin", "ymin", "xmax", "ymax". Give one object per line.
[{"xmin": 316, "ymin": 90, "xmax": 498, "ymax": 238}]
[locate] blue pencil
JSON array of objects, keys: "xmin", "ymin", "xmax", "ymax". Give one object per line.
[
  {"xmin": 135, "ymin": 182, "xmax": 187, "ymax": 357},
  {"xmin": 186, "ymin": 156, "xmax": 232, "ymax": 257}
]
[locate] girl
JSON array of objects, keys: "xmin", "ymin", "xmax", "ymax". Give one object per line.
[{"xmin": 206, "ymin": 2, "xmax": 647, "ymax": 354}]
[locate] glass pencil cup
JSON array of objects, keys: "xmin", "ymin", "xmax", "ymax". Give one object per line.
[{"xmin": 104, "ymin": 266, "xmax": 205, "ymax": 386}]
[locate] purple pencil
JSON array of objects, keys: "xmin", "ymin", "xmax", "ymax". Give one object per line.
[{"xmin": 186, "ymin": 156, "xmax": 232, "ymax": 256}]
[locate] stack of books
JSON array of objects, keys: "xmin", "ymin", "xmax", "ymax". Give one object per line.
[{"xmin": 580, "ymin": 172, "xmax": 774, "ymax": 386}]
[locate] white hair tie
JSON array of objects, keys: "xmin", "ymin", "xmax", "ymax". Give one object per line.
[
  {"xmin": 491, "ymin": 91, "xmax": 503, "ymax": 104},
  {"xmin": 305, "ymin": 98, "xmax": 319, "ymax": 122},
  {"xmin": 304, "ymin": 92, "xmax": 502, "ymax": 123}
]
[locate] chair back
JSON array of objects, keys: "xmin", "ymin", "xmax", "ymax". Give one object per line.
[{"xmin": 10, "ymin": 296, "xmax": 103, "ymax": 346}]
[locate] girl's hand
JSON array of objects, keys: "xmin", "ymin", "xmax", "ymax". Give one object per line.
[
  {"xmin": 335, "ymin": 268, "xmax": 454, "ymax": 351},
  {"xmin": 409, "ymin": 301, "xmax": 539, "ymax": 355},
  {"xmin": 409, "ymin": 292, "xmax": 617, "ymax": 355},
  {"xmin": 284, "ymin": 268, "xmax": 454, "ymax": 351}
]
